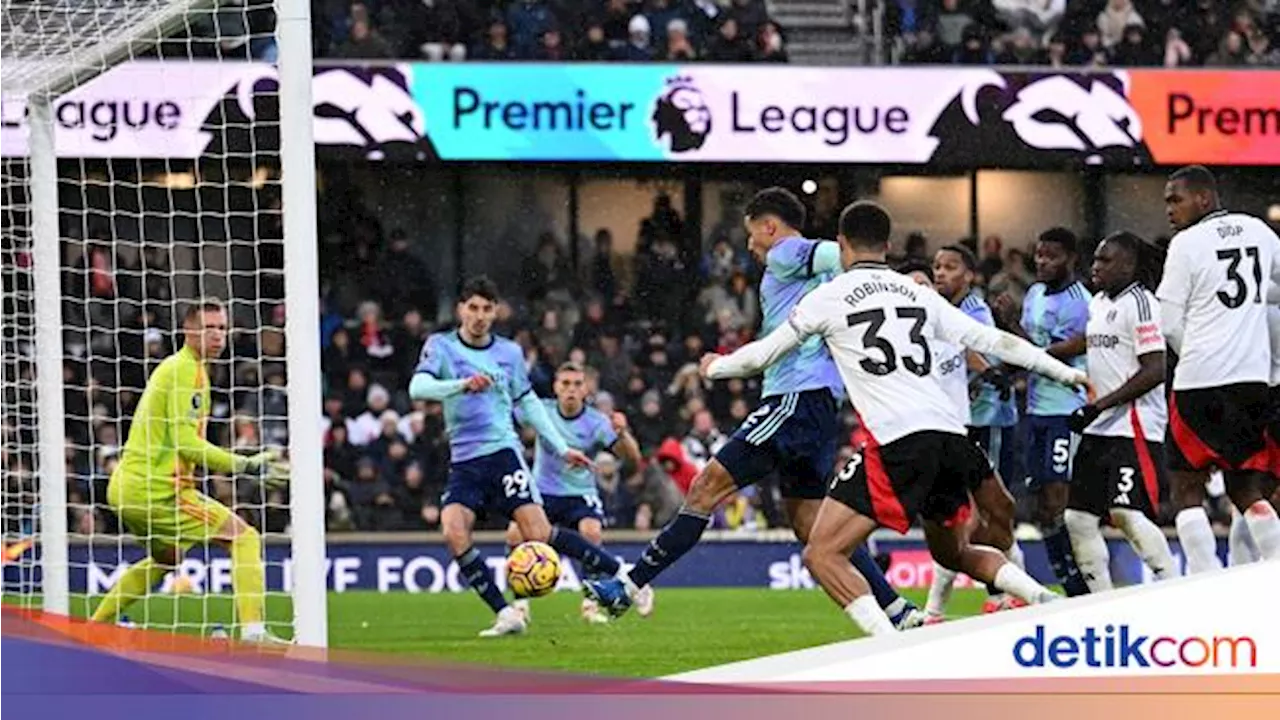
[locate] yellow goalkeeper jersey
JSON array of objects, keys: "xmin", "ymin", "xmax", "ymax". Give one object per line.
[{"xmin": 115, "ymin": 345, "xmax": 242, "ymax": 492}]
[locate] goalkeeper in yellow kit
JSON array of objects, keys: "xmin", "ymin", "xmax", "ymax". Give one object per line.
[{"xmin": 91, "ymin": 299, "xmax": 290, "ymax": 644}]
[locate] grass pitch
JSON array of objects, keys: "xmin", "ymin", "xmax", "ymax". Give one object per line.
[{"xmin": 46, "ymin": 588, "xmax": 989, "ymax": 677}]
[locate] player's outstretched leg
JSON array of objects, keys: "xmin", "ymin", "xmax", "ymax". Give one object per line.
[
  {"xmin": 90, "ymin": 554, "xmax": 173, "ymax": 625},
  {"xmin": 1225, "ymin": 471, "xmax": 1280, "ymax": 560},
  {"xmin": 443, "ymin": 505, "xmax": 524, "ymax": 637},
  {"xmin": 801, "ymin": 499, "xmax": 898, "ymax": 636},
  {"xmin": 924, "ymin": 520, "xmax": 1059, "ymax": 608},
  {"xmin": 222, "ymin": 518, "xmax": 286, "ymax": 644},
  {"xmin": 1228, "ymin": 507, "xmax": 1261, "ymax": 565},
  {"xmin": 503, "ymin": 521, "xmax": 532, "ymax": 622},
  {"xmin": 1037, "ymin": 483, "xmax": 1090, "ymax": 597},
  {"xmin": 585, "ymin": 460, "xmax": 738, "ymax": 617},
  {"xmin": 786, "ymin": 497, "xmax": 923, "ymax": 629},
  {"xmin": 970, "ymin": 473, "xmax": 1027, "ymax": 613},
  {"xmin": 1172, "ymin": 470, "xmax": 1223, "ymax": 574},
  {"xmin": 575, "ymin": 516, "xmax": 615, "ymax": 624},
  {"xmin": 1063, "ymin": 509, "xmax": 1113, "ymax": 592},
  {"xmin": 1108, "ymin": 508, "xmax": 1178, "ymax": 580}
]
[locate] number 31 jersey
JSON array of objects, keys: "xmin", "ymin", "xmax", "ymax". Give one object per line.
[
  {"xmin": 1156, "ymin": 210, "xmax": 1280, "ymax": 391},
  {"xmin": 788, "ymin": 262, "xmax": 1004, "ymax": 445}
]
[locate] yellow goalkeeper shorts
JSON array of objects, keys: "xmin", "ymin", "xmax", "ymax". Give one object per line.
[{"xmin": 106, "ymin": 471, "xmax": 234, "ymax": 556}]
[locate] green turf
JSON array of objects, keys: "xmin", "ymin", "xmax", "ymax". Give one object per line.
[{"xmin": 33, "ymin": 588, "xmax": 988, "ymax": 677}]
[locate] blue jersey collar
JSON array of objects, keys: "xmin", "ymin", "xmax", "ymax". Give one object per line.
[{"xmin": 456, "ymin": 330, "xmax": 495, "ymax": 350}]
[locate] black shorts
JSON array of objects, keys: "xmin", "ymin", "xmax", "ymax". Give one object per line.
[
  {"xmin": 1167, "ymin": 383, "xmax": 1270, "ymax": 473},
  {"xmin": 541, "ymin": 493, "xmax": 604, "ymax": 528},
  {"xmin": 827, "ymin": 430, "xmax": 988, "ymax": 534},
  {"xmin": 716, "ymin": 389, "xmax": 839, "ymax": 501},
  {"xmin": 1068, "ymin": 434, "xmax": 1165, "ymax": 518},
  {"xmin": 443, "ymin": 448, "xmax": 538, "ymax": 519}
]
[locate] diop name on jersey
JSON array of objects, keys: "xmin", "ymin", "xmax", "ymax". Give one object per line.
[
  {"xmin": 1088, "ymin": 333, "xmax": 1121, "ymax": 349},
  {"xmin": 843, "ymin": 280, "xmax": 918, "ymax": 307}
]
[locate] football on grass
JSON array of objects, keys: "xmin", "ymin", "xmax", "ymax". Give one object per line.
[{"xmin": 506, "ymin": 541, "xmax": 562, "ymax": 598}]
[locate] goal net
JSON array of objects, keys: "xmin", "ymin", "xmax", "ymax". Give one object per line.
[{"xmin": 1, "ymin": 0, "xmax": 326, "ymax": 645}]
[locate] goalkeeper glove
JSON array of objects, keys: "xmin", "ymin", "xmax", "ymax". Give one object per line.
[
  {"xmin": 1068, "ymin": 404, "xmax": 1101, "ymax": 434},
  {"xmin": 241, "ymin": 448, "xmax": 291, "ymax": 490}
]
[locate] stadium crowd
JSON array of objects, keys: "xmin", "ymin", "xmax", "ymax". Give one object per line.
[
  {"xmin": 891, "ymin": 0, "xmax": 1280, "ymax": 67},
  {"xmin": 309, "ymin": 0, "xmax": 788, "ymax": 62},
  {"xmin": 184, "ymin": 0, "xmax": 1280, "ymax": 67}
]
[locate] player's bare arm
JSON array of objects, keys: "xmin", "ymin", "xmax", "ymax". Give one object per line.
[
  {"xmin": 702, "ymin": 322, "xmax": 805, "ymax": 380},
  {"xmin": 1046, "ymin": 333, "xmax": 1087, "ymax": 361},
  {"xmin": 610, "ymin": 412, "xmax": 643, "ymax": 472}
]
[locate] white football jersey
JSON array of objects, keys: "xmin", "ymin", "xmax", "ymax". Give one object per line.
[
  {"xmin": 1083, "ymin": 284, "xmax": 1168, "ymax": 440},
  {"xmin": 1156, "ymin": 210, "xmax": 1280, "ymax": 390},
  {"xmin": 787, "ymin": 263, "xmax": 987, "ymax": 445},
  {"xmin": 933, "ymin": 337, "xmax": 972, "ymax": 428}
]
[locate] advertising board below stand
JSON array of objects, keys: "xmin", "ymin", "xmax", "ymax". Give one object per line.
[
  {"xmin": 0, "ymin": 535, "xmax": 1221, "ymax": 595},
  {"xmin": 1, "ymin": 63, "xmax": 1275, "ymax": 168}
]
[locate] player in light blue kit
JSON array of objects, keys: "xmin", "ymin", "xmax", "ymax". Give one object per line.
[
  {"xmin": 506, "ymin": 361, "xmax": 643, "ymax": 624},
  {"xmin": 587, "ymin": 187, "xmax": 924, "ymax": 628},
  {"xmin": 409, "ymin": 277, "xmax": 627, "ymax": 637},
  {"xmin": 995, "ymin": 228, "xmax": 1091, "ymax": 597}
]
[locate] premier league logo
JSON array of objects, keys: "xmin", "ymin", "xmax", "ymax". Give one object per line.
[{"xmin": 652, "ymin": 76, "xmax": 711, "ymax": 153}]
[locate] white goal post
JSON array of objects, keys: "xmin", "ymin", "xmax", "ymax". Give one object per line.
[{"xmin": 1, "ymin": 0, "xmax": 326, "ymax": 646}]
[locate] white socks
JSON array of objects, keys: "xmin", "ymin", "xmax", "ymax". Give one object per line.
[
  {"xmin": 993, "ymin": 562, "xmax": 1058, "ymax": 605},
  {"xmin": 925, "ymin": 563, "xmax": 957, "ymax": 617},
  {"xmin": 1110, "ymin": 507, "xmax": 1179, "ymax": 581},
  {"xmin": 845, "ymin": 594, "xmax": 899, "ymax": 636},
  {"xmin": 1175, "ymin": 507, "xmax": 1223, "ymax": 573},
  {"xmin": 241, "ymin": 621, "xmax": 266, "ymax": 639},
  {"xmin": 1006, "ymin": 540, "xmax": 1026, "ymax": 570},
  {"xmin": 1064, "ymin": 509, "xmax": 1113, "ymax": 592},
  {"xmin": 1243, "ymin": 500, "xmax": 1280, "ymax": 560},
  {"xmin": 1229, "ymin": 508, "xmax": 1261, "ymax": 565}
]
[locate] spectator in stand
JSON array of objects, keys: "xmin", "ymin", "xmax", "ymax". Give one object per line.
[
  {"xmin": 954, "ymin": 23, "xmax": 994, "ymax": 63},
  {"xmin": 1208, "ymin": 30, "xmax": 1247, "ymax": 64},
  {"xmin": 934, "ymin": 0, "xmax": 975, "ymax": 52},
  {"xmin": 1068, "ymin": 26, "xmax": 1107, "ymax": 64},
  {"xmin": 727, "ymin": 0, "xmax": 768, "ymax": 41},
  {"xmin": 334, "ymin": 18, "xmax": 394, "ymax": 58},
  {"xmin": 472, "ymin": 18, "xmax": 517, "ymax": 60},
  {"xmin": 1097, "ymin": 0, "xmax": 1144, "ymax": 49},
  {"xmin": 578, "ymin": 21, "xmax": 613, "ymax": 60},
  {"xmin": 1111, "ymin": 23, "xmax": 1157, "ymax": 65},
  {"xmin": 995, "ymin": 27, "xmax": 1043, "ymax": 64},
  {"xmin": 1246, "ymin": 27, "xmax": 1280, "ymax": 65},
  {"xmin": 600, "ymin": 0, "xmax": 635, "ymax": 47},
  {"xmin": 507, "ymin": 0, "xmax": 556, "ymax": 59},
  {"xmin": 349, "ymin": 383, "xmax": 392, "ymax": 446},
  {"xmin": 902, "ymin": 29, "xmax": 951, "ymax": 63},
  {"xmin": 1163, "ymin": 27, "xmax": 1194, "ymax": 66},
  {"xmin": 993, "ymin": 0, "xmax": 1065, "ymax": 41},
  {"xmin": 373, "ymin": 230, "xmax": 437, "ymax": 321},
  {"xmin": 754, "ymin": 20, "xmax": 788, "ymax": 62},
  {"xmin": 1044, "ymin": 33, "xmax": 1069, "ymax": 66},
  {"xmin": 618, "ymin": 14, "xmax": 655, "ymax": 60},
  {"xmin": 665, "ymin": 19, "xmax": 698, "ymax": 60},
  {"xmin": 535, "ymin": 26, "xmax": 570, "ymax": 60},
  {"xmin": 681, "ymin": 409, "xmax": 727, "ymax": 470},
  {"xmin": 394, "ymin": 461, "xmax": 439, "ymax": 529},
  {"xmin": 406, "ymin": 0, "xmax": 472, "ymax": 61},
  {"xmin": 705, "ymin": 17, "xmax": 754, "ymax": 61},
  {"xmin": 347, "ymin": 456, "xmax": 399, "ymax": 531}
]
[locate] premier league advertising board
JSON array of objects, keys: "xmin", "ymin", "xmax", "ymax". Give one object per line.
[
  {"xmin": 1, "ymin": 537, "xmax": 1215, "ymax": 596},
  {"xmin": 2, "ymin": 62, "xmax": 1275, "ymax": 167}
]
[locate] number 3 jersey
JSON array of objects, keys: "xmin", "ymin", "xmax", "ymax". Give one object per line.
[
  {"xmin": 788, "ymin": 262, "xmax": 1014, "ymax": 445},
  {"xmin": 1156, "ymin": 210, "xmax": 1280, "ymax": 391},
  {"xmin": 1083, "ymin": 284, "xmax": 1167, "ymax": 441}
]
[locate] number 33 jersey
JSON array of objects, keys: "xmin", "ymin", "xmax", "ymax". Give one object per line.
[
  {"xmin": 788, "ymin": 261, "xmax": 1009, "ymax": 445},
  {"xmin": 1156, "ymin": 210, "xmax": 1280, "ymax": 391}
]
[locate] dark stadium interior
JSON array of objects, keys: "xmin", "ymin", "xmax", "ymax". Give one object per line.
[{"xmin": 181, "ymin": 1, "xmax": 1280, "ymax": 67}]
